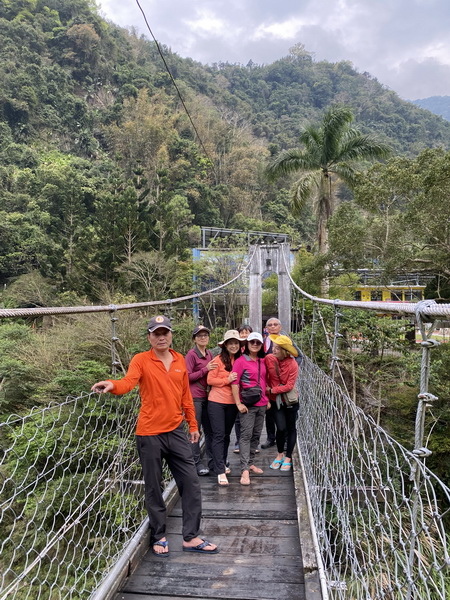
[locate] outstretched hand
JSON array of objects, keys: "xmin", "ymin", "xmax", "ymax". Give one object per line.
[{"xmin": 91, "ymin": 380, "xmax": 113, "ymax": 394}]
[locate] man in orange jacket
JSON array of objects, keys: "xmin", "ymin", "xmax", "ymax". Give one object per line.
[{"xmin": 92, "ymin": 315, "xmax": 218, "ymax": 556}]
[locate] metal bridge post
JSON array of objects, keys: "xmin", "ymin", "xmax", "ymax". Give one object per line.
[
  {"xmin": 109, "ymin": 306, "xmax": 120, "ymax": 377},
  {"xmin": 249, "ymin": 245, "xmax": 262, "ymax": 331},
  {"xmin": 406, "ymin": 302, "xmax": 440, "ymax": 600},
  {"xmin": 330, "ymin": 304, "xmax": 343, "ymax": 377},
  {"xmin": 278, "ymin": 243, "xmax": 291, "ymax": 333}
]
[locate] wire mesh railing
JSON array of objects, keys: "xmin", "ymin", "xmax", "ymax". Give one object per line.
[
  {"xmin": 0, "ymin": 391, "xmax": 166, "ymax": 600},
  {"xmin": 0, "ymin": 248, "xmax": 254, "ymax": 599},
  {"xmin": 296, "ymin": 355, "xmax": 450, "ymax": 599}
]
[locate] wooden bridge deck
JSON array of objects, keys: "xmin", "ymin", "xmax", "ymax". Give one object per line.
[{"xmin": 114, "ymin": 447, "xmax": 312, "ymax": 600}]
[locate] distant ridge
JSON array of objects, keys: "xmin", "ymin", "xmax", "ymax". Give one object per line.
[{"xmin": 412, "ymin": 96, "xmax": 450, "ymax": 121}]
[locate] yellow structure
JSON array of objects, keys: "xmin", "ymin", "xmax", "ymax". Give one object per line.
[{"xmin": 354, "ymin": 285, "xmax": 425, "ymax": 303}]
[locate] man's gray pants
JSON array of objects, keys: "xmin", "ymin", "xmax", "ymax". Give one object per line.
[{"xmin": 136, "ymin": 424, "xmax": 202, "ymax": 543}]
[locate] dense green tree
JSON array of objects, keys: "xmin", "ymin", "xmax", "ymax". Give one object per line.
[{"xmin": 350, "ymin": 148, "xmax": 450, "ymax": 288}]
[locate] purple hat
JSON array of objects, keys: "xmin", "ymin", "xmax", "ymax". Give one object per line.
[{"xmin": 192, "ymin": 325, "xmax": 210, "ymax": 337}]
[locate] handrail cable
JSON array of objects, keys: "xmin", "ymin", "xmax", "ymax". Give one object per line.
[
  {"xmin": 0, "ymin": 247, "xmax": 255, "ymax": 319},
  {"xmin": 280, "ymin": 245, "xmax": 450, "ymax": 319}
]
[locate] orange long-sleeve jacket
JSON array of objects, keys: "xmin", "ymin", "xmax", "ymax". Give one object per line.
[
  {"xmin": 207, "ymin": 355, "xmax": 235, "ymax": 404},
  {"xmin": 108, "ymin": 348, "xmax": 197, "ymax": 435}
]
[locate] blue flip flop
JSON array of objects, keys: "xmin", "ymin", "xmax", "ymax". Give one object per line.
[
  {"xmin": 182, "ymin": 539, "xmax": 219, "ymax": 554},
  {"xmin": 152, "ymin": 539, "xmax": 169, "ymax": 557},
  {"xmin": 270, "ymin": 459, "xmax": 283, "ymax": 470}
]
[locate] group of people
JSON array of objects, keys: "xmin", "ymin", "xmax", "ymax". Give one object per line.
[
  {"xmin": 91, "ymin": 315, "xmax": 300, "ymax": 557},
  {"xmin": 186, "ymin": 321, "xmax": 300, "ymax": 486}
]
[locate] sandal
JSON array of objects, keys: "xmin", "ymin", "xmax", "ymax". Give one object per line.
[
  {"xmin": 225, "ymin": 466, "xmax": 231, "ymax": 475},
  {"xmin": 280, "ymin": 460, "xmax": 292, "ymax": 471},
  {"xmin": 218, "ymin": 474, "xmax": 229, "ymax": 486},
  {"xmin": 152, "ymin": 539, "xmax": 169, "ymax": 557},
  {"xmin": 182, "ymin": 539, "xmax": 219, "ymax": 554},
  {"xmin": 270, "ymin": 459, "xmax": 284, "ymax": 470},
  {"xmin": 249, "ymin": 465, "xmax": 263, "ymax": 474}
]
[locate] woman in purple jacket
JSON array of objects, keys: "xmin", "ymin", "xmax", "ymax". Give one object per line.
[{"xmin": 185, "ymin": 325, "xmax": 217, "ymax": 476}]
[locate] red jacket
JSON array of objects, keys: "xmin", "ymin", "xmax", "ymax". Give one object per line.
[{"xmin": 265, "ymin": 354, "xmax": 299, "ymax": 401}]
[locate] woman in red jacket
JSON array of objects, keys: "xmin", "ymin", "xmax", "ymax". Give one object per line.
[{"xmin": 264, "ymin": 335, "xmax": 299, "ymax": 472}]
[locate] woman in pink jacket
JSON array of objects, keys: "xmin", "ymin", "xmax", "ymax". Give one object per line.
[{"xmin": 232, "ymin": 332, "xmax": 268, "ymax": 486}]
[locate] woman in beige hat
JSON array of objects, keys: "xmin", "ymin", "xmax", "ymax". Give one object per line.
[
  {"xmin": 207, "ymin": 330, "xmax": 243, "ymax": 486},
  {"xmin": 264, "ymin": 335, "xmax": 299, "ymax": 472}
]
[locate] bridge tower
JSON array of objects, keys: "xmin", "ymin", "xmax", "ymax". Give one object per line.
[{"xmin": 249, "ymin": 243, "xmax": 291, "ymax": 333}]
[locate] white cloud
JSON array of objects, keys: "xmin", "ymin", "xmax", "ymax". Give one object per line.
[{"xmin": 96, "ymin": 0, "xmax": 450, "ymax": 99}]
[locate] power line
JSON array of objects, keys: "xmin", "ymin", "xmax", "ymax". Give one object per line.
[{"xmin": 134, "ymin": 0, "xmax": 218, "ymax": 179}]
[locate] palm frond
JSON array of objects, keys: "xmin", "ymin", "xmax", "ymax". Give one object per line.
[
  {"xmin": 322, "ymin": 106, "xmax": 354, "ymax": 164},
  {"xmin": 266, "ymin": 149, "xmax": 313, "ymax": 182},
  {"xmin": 291, "ymin": 171, "xmax": 321, "ymax": 216},
  {"xmin": 332, "ymin": 162, "xmax": 359, "ymax": 186},
  {"xmin": 338, "ymin": 131, "xmax": 391, "ymax": 162}
]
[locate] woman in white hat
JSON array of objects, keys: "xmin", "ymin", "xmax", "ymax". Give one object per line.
[
  {"xmin": 264, "ymin": 335, "xmax": 299, "ymax": 472},
  {"xmin": 231, "ymin": 332, "xmax": 269, "ymax": 485},
  {"xmin": 207, "ymin": 330, "xmax": 243, "ymax": 486}
]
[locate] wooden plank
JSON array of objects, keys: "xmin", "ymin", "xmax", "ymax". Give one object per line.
[
  {"xmin": 167, "ymin": 516, "xmax": 300, "ymax": 537},
  {"xmin": 122, "ymin": 574, "xmax": 303, "ymax": 599},
  {"xmin": 139, "ymin": 533, "xmax": 302, "ymax": 559},
  {"xmin": 171, "ymin": 508, "xmax": 299, "ymax": 521}
]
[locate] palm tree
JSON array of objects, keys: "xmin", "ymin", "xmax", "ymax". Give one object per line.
[{"xmin": 266, "ymin": 106, "xmax": 391, "ymax": 292}]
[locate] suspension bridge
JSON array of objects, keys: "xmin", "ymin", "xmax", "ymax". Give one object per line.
[{"xmin": 0, "ymin": 243, "xmax": 449, "ymax": 600}]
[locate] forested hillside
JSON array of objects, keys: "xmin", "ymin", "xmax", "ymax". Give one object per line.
[
  {"xmin": 2, "ymin": 0, "xmax": 450, "ymax": 304},
  {"xmin": 1, "ymin": 0, "xmax": 450, "ymax": 487}
]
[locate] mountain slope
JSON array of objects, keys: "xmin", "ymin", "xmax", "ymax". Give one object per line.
[{"xmin": 412, "ymin": 96, "xmax": 450, "ymax": 121}]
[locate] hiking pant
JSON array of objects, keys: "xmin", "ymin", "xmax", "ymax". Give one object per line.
[
  {"xmin": 136, "ymin": 424, "xmax": 202, "ymax": 543},
  {"xmin": 265, "ymin": 403, "xmax": 276, "ymax": 443},
  {"xmin": 207, "ymin": 401, "xmax": 237, "ymax": 474},
  {"xmin": 191, "ymin": 396, "xmax": 213, "ymax": 470},
  {"xmin": 239, "ymin": 405, "xmax": 266, "ymax": 472},
  {"xmin": 274, "ymin": 403, "xmax": 299, "ymax": 458}
]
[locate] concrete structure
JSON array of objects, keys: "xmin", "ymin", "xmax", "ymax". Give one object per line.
[{"xmin": 249, "ymin": 243, "xmax": 291, "ymax": 332}]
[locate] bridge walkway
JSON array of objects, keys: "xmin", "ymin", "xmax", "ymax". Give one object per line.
[{"xmin": 114, "ymin": 447, "xmax": 310, "ymax": 600}]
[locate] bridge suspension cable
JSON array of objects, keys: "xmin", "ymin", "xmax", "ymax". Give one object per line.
[
  {"xmin": 0, "ymin": 247, "xmax": 255, "ymax": 320},
  {"xmin": 280, "ymin": 245, "xmax": 450, "ymax": 319}
]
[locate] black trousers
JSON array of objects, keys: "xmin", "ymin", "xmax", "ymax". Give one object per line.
[
  {"xmin": 207, "ymin": 401, "xmax": 237, "ymax": 474},
  {"xmin": 273, "ymin": 403, "xmax": 299, "ymax": 458},
  {"xmin": 136, "ymin": 425, "xmax": 202, "ymax": 543},
  {"xmin": 265, "ymin": 403, "xmax": 276, "ymax": 443},
  {"xmin": 191, "ymin": 397, "xmax": 213, "ymax": 469}
]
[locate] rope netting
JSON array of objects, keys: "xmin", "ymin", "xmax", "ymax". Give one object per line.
[
  {"xmin": 296, "ymin": 355, "xmax": 450, "ymax": 599},
  {"xmin": 0, "ymin": 248, "xmax": 252, "ymax": 599},
  {"xmin": 0, "ymin": 391, "xmax": 155, "ymax": 600}
]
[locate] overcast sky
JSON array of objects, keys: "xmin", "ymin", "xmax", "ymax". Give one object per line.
[{"xmin": 96, "ymin": 0, "xmax": 450, "ymax": 100}]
